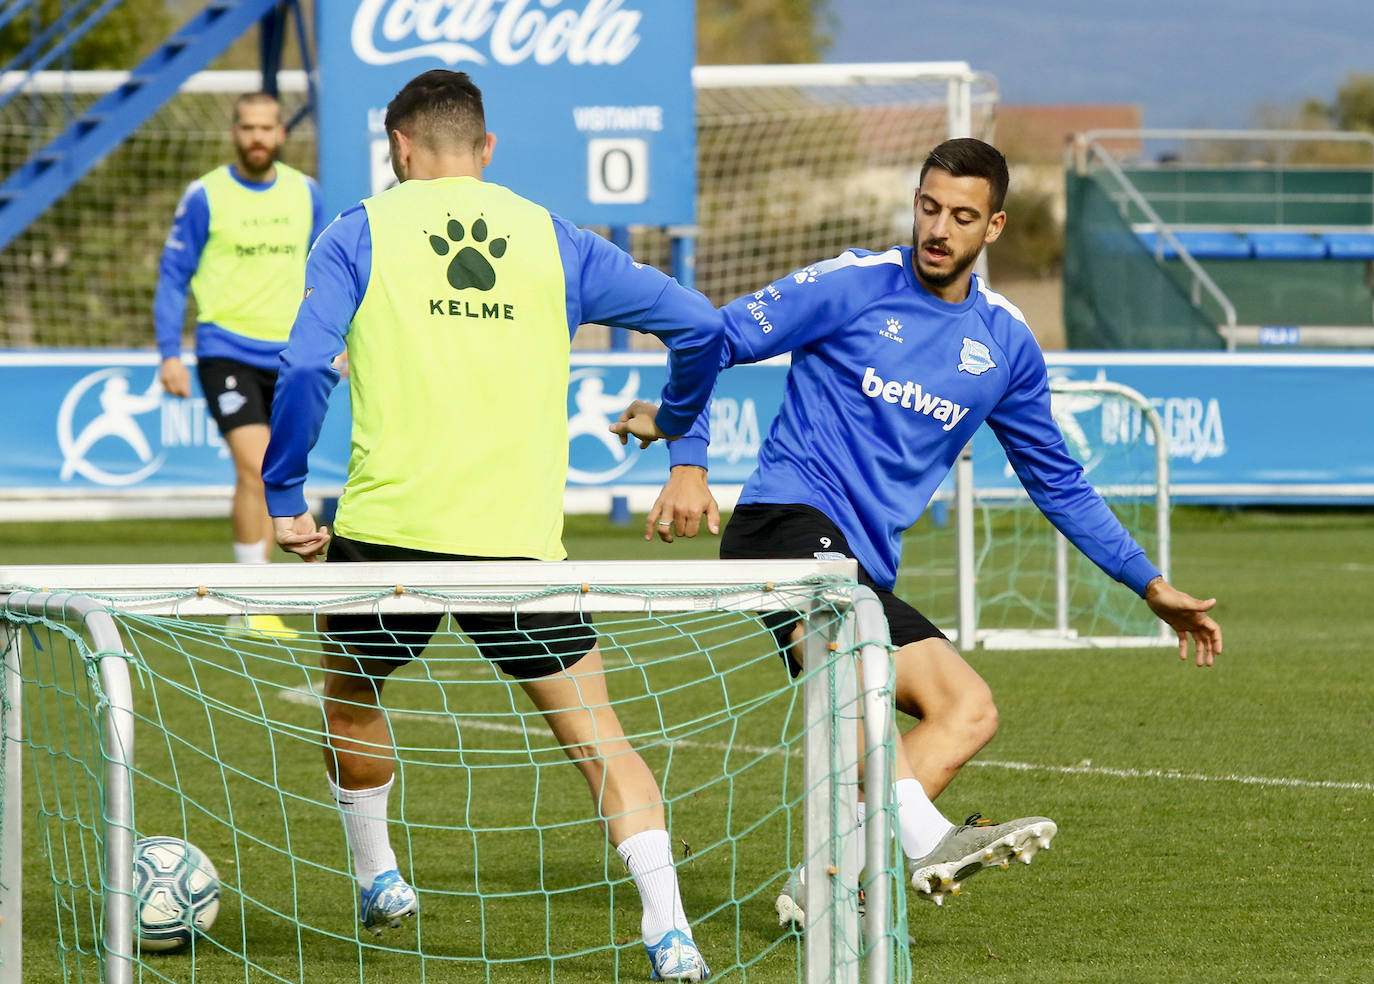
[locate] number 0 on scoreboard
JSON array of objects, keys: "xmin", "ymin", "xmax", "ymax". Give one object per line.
[{"xmin": 587, "ymin": 138, "xmax": 649, "ymax": 205}]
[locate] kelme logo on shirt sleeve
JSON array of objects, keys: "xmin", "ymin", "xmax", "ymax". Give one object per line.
[{"xmin": 428, "ymin": 215, "xmax": 507, "ymax": 291}]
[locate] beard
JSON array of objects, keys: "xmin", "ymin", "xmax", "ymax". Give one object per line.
[
  {"xmin": 236, "ymin": 144, "xmax": 278, "ymax": 174},
  {"xmin": 913, "ymin": 237, "xmax": 982, "ymax": 289}
]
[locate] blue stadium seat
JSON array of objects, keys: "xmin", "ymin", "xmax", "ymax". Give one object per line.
[
  {"xmin": 1135, "ymin": 230, "xmax": 1175, "ymax": 258},
  {"xmin": 1321, "ymin": 232, "xmax": 1374, "ymax": 260},
  {"xmin": 1137, "ymin": 229, "xmax": 1374, "ymax": 261},
  {"xmin": 1175, "ymin": 231, "xmax": 1251, "ymax": 258},
  {"xmin": 1246, "ymin": 232, "xmax": 1326, "ymax": 259},
  {"xmin": 1136, "ymin": 230, "xmax": 1249, "ymax": 259}
]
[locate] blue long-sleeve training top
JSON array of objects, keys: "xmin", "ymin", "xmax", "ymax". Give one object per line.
[
  {"xmin": 154, "ymin": 165, "xmax": 326, "ymax": 369},
  {"xmin": 263, "ymin": 200, "xmax": 723, "ymax": 519},
  {"xmin": 669, "ymin": 245, "xmax": 1162, "ymax": 595}
]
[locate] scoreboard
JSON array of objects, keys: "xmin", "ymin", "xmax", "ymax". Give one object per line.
[{"xmin": 316, "ymin": 1, "xmax": 696, "ymax": 226}]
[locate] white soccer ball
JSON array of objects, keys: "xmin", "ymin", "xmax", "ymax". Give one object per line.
[{"xmin": 133, "ymin": 836, "xmax": 221, "ymax": 952}]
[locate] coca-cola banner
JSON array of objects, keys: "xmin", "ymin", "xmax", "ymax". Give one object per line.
[{"xmin": 317, "ymin": 0, "xmax": 696, "ymax": 227}]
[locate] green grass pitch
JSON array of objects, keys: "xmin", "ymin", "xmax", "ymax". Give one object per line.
[{"xmin": 3, "ymin": 507, "xmax": 1372, "ymax": 983}]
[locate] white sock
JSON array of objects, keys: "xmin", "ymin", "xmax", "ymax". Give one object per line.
[
  {"xmin": 329, "ymin": 774, "xmax": 398, "ymax": 888},
  {"xmin": 233, "ymin": 540, "xmax": 268, "ymax": 565},
  {"xmin": 616, "ymin": 828, "xmax": 690, "ymax": 945},
  {"xmin": 895, "ymin": 778, "xmax": 955, "ymax": 861}
]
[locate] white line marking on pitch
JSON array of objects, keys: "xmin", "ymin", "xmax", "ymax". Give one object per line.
[
  {"xmin": 968, "ymin": 758, "xmax": 1374, "ymax": 792},
  {"xmin": 277, "ymin": 686, "xmax": 1371, "ymax": 790}
]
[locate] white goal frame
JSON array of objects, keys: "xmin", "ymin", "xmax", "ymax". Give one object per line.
[
  {"xmin": 0, "ymin": 559, "xmax": 897, "ymax": 984},
  {"xmin": 954, "ymin": 379, "xmax": 1173, "ymax": 649},
  {"xmin": 691, "ymin": 60, "xmax": 996, "ymax": 139}
]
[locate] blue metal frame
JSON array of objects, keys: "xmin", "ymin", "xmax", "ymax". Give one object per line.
[{"xmin": 0, "ymin": 0, "xmax": 303, "ymax": 252}]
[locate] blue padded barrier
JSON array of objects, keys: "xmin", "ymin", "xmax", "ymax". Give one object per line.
[
  {"xmin": 1137, "ymin": 230, "xmax": 1245, "ymax": 259},
  {"xmin": 1246, "ymin": 232, "xmax": 1327, "ymax": 259},
  {"xmin": 1134, "ymin": 230, "xmax": 1174, "ymax": 257},
  {"xmin": 1138, "ymin": 229, "xmax": 1374, "ymax": 260},
  {"xmin": 1321, "ymin": 232, "xmax": 1374, "ymax": 260}
]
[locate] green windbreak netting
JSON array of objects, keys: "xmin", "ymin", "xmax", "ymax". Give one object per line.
[
  {"xmin": 1063, "ymin": 172, "xmax": 1225, "ymax": 350},
  {"xmin": 1164, "ymin": 258, "xmax": 1374, "ymax": 327},
  {"xmin": 1116, "ymin": 167, "xmax": 1374, "ymax": 226}
]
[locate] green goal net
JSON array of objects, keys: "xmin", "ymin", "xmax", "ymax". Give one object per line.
[
  {"xmin": 898, "ymin": 379, "xmax": 1172, "ymax": 649},
  {"xmin": 1, "ymin": 560, "xmax": 906, "ymax": 984}
]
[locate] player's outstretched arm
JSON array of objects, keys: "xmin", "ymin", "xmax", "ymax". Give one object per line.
[
  {"xmin": 644, "ymin": 465, "xmax": 719, "ymax": 543},
  {"xmin": 610, "ymin": 399, "xmax": 675, "ymax": 449},
  {"xmin": 1143, "ymin": 577, "xmax": 1222, "ymax": 667},
  {"xmin": 274, "ymin": 513, "xmax": 331, "ymax": 562}
]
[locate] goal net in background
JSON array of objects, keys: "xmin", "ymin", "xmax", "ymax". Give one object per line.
[
  {"xmin": 899, "ymin": 380, "xmax": 1172, "ymax": 649},
  {"xmin": 0, "ymin": 64, "xmax": 995, "ymax": 349},
  {"xmin": 663, "ymin": 63, "xmax": 996, "ymax": 308},
  {"xmin": 0, "ymin": 561, "xmax": 907, "ymax": 984},
  {"xmin": 0, "ymin": 72, "xmax": 316, "ymax": 349}
]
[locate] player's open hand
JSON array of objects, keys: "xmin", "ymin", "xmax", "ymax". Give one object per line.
[
  {"xmin": 1143, "ymin": 577, "xmax": 1222, "ymax": 666},
  {"xmin": 610, "ymin": 399, "xmax": 673, "ymax": 449},
  {"xmin": 646, "ymin": 465, "xmax": 719, "ymax": 543},
  {"xmin": 274, "ymin": 513, "xmax": 331, "ymax": 562},
  {"xmin": 158, "ymin": 356, "xmax": 191, "ymax": 398}
]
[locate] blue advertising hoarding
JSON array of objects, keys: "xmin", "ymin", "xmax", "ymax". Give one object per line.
[
  {"xmin": 3, "ymin": 351, "xmax": 1372, "ymax": 513},
  {"xmin": 1, "ymin": 352, "xmax": 351, "ymax": 500},
  {"xmin": 1038, "ymin": 352, "xmax": 1374, "ymax": 503},
  {"xmin": 0, "ymin": 352, "xmax": 781, "ymax": 516},
  {"xmin": 563, "ymin": 354, "xmax": 785, "ymax": 488},
  {"xmin": 316, "ymin": 1, "xmax": 696, "ymax": 226}
]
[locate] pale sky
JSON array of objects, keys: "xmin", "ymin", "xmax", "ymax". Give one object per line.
[{"xmin": 824, "ymin": 0, "xmax": 1374, "ymax": 128}]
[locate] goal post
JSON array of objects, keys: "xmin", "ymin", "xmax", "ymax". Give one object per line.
[
  {"xmin": 0, "ymin": 592, "xmax": 139, "ymax": 984},
  {"xmin": 920, "ymin": 379, "xmax": 1174, "ymax": 650},
  {"xmin": 0, "ymin": 560, "xmax": 906, "ymax": 984}
]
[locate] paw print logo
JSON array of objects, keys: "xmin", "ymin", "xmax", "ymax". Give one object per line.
[
  {"xmin": 792, "ymin": 266, "xmax": 819, "ymax": 285},
  {"xmin": 428, "ymin": 216, "xmax": 507, "ymax": 291},
  {"xmin": 886, "ymin": 317, "xmax": 903, "ymax": 335}
]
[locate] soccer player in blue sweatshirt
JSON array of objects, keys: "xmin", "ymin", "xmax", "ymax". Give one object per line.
[{"xmin": 619, "ymin": 138, "xmax": 1222, "ymax": 916}]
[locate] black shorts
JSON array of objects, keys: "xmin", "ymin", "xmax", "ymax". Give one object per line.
[
  {"xmin": 197, "ymin": 357, "xmax": 277, "ymax": 435},
  {"xmin": 721, "ymin": 503, "xmax": 947, "ymax": 674},
  {"xmin": 324, "ymin": 535, "xmax": 598, "ymax": 680}
]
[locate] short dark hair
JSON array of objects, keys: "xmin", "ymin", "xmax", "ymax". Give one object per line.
[
  {"xmin": 920, "ymin": 138, "xmax": 1009, "ymax": 213},
  {"xmin": 384, "ymin": 69, "xmax": 486, "ymax": 155},
  {"xmin": 232, "ymin": 92, "xmax": 279, "ymax": 125}
]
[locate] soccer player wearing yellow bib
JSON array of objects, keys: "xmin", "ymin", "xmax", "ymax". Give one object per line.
[
  {"xmin": 154, "ymin": 93, "xmax": 324, "ymax": 602},
  {"xmin": 262, "ymin": 70, "xmax": 720, "ymax": 981}
]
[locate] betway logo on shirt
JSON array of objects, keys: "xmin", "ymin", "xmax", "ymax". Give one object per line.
[
  {"xmin": 351, "ymin": 0, "xmax": 643, "ymax": 67},
  {"xmin": 861, "ymin": 366, "xmax": 970, "ymax": 432}
]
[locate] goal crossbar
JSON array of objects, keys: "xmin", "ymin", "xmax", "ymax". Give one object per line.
[{"xmin": 0, "ymin": 559, "xmax": 857, "ymax": 615}]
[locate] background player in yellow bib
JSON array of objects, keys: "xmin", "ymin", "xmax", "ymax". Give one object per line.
[
  {"xmin": 153, "ymin": 92, "xmax": 324, "ymax": 616},
  {"xmin": 262, "ymin": 70, "xmax": 721, "ymax": 980}
]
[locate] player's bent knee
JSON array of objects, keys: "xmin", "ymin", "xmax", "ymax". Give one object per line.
[
  {"xmin": 961, "ymin": 689, "xmax": 1000, "ymax": 747},
  {"xmin": 229, "ymin": 470, "xmax": 266, "ymax": 497},
  {"xmin": 933, "ymin": 676, "xmax": 999, "ymax": 749}
]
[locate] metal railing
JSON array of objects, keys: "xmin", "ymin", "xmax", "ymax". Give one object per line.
[
  {"xmin": 1076, "ymin": 129, "xmax": 1374, "ymax": 231},
  {"xmin": 1072, "ymin": 129, "xmax": 1374, "ymax": 350},
  {"xmin": 1070, "ymin": 133, "xmax": 1239, "ymax": 350}
]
